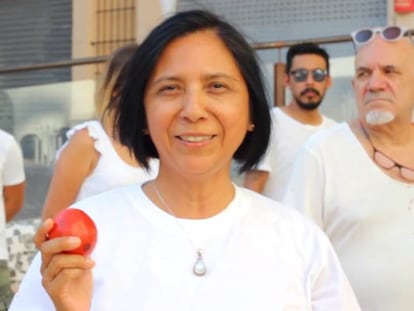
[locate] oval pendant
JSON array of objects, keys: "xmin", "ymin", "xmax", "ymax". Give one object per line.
[
  {"xmin": 193, "ymin": 250, "xmax": 207, "ymax": 276},
  {"xmin": 193, "ymin": 257, "xmax": 207, "ymax": 276}
]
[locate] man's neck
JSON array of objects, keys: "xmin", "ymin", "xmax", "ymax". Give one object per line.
[{"xmin": 281, "ymin": 102, "xmax": 323, "ymax": 125}]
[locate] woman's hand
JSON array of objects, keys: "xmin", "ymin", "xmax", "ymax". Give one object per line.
[{"xmin": 34, "ymin": 219, "xmax": 95, "ymax": 311}]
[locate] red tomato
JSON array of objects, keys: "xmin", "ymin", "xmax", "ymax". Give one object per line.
[{"xmin": 48, "ymin": 208, "xmax": 98, "ymax": 256}]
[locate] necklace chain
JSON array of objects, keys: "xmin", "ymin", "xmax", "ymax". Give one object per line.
[{"xmin": 152, "ymin": 180, "xmax": 207, "ymax": 276}]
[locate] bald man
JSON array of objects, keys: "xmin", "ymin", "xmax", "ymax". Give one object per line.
[{"xmin": 284, "ymin": 26, "xmax": 414, "ymax": 310}]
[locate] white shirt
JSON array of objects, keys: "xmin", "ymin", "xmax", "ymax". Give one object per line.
[
  {"xmin": 0, "ymin": 130, "xmax": 25, "ymax": 260},
  {"xmin": 11, "ymin": 184, "xmax": 360, "ymax": 310},
  {"xmin": 57, "ymin": 120, "xmax": 159, "ymax": 201},
  {"xmin": 284, "ymin": 122, "xmax": 414, "ymax": 310},
  {"xmin": 256, "ymin": 107, "xmax": 336, "ymax": 201}
]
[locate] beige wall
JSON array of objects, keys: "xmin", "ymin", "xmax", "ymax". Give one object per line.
[
  {"xmin": 71, "ymin": 0, "xmax": 99, "ymax": 124},
  {"xmin": 388, "ymin": 0, "xmax": 414, "ymax": 27},
  {"xmin": 136, "ymin": 0, "xmax": 162, "ymax": 43},
  {"xmin": 70, "ymin": 0, "xmax": 177, "ymax": 122},
  {"xmin": 72, "ymin": 0, "xmax": 96, "ymax": 81},
  {"xmin": 136, "ymin": 0, "xmax": 176, "ymax": 43}
]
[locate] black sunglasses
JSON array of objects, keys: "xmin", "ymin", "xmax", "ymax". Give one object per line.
[{"xmin": 289, "ymin": 68, "xmax": 328, "ymax": 83}]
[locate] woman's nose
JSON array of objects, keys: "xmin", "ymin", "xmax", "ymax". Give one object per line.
[{"xmin": 180, "ymin": 89, "xmax": 208, "ymax": 121}]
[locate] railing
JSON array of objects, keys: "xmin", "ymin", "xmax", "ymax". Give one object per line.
[
  {"xmin": 0, "ymin": 34, "xmax": 353, "ymax": 73},
  {"xmin": 0, "ymin": 56, "xmax": 108, "ymax": 74},
  {"xmin": 0, "ymin": 34, "xmax": 354, "ymax": 106},
  {"xmin": 250, "ymin": 34, "xmax": 351, "ymax": 52}
]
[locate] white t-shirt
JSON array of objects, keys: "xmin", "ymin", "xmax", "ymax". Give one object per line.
[
  {"xmin": 10, "ymin": 184, "xmax": 360, "ymax": 311},
  {"xmin": 0, "ymin": 130, "xmax": 25, "ymax": 260},
  {"xmin": 284, "ymin": 122, "xmax": 414, "ymax": 310},
  {"xmin": 57, "ymin": 120, "xmax": 159, "ymax": 201},
  {"xmin": 256, "ymin": 107, "xmax": 336, "ymax": 201}
]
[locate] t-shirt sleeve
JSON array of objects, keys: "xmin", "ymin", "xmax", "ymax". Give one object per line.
[
  {"xmin": 309, "ymin": 229, "xmax": 360, "ymax": 310},
  {"xmin": 55, "ymin": 120, "xmax": 105, "ymax": 161},
  {"xmin": 254, "ymin": 146, "xmax": 272, "ymax": 172},
  {"xmin": 3, "ymin": 138, "xmax": 25, "ymax": 186},
  {"xmin": 253, "ymin": 120, "xmax": 277, "ymax": 173},
  {"xmin": 292, "ymin": 215, "xmax": 361, "ymax": 310}
]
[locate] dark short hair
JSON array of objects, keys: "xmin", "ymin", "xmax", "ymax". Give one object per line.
[
  {"xmin": 115, "ymin": 9, "xmax": 271, "ymax": 173},
  {"xmin": 285, "ymin": 42, "xmax": 330, "ymax": 74}
]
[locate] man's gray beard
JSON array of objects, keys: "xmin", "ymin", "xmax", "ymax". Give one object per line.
[{"xmin": 365, "ymin": 110, "xmax": 395, "ymax": 125}]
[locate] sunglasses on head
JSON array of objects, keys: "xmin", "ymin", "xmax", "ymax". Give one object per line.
[
  {"xmin": 289, "ymin": 68, "xmax": 328, "ymax": 83},
  {"xmin": 351, "ymin": 26, "xmax": 413, "ymax": 46}
]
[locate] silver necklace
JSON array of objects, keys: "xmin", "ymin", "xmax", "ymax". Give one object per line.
[{"xmin": 152, "ymin": 180, "xmax": 207, "ymax": 277}]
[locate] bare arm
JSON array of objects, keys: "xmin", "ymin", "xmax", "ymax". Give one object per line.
[
  {"xmin": 2, "ymin": 134, "xmax": 25, "ymax": 221},
  {"xmin": 4, "ymin": 182, "xmax": 25, "ymax": 222},
  {"xmin": 243, "ymin": 170, "xmax": 269, "ymax": 193},
  {"xmin": 41, "ymin": 129, "xmax": 99, "ymax": 220}
]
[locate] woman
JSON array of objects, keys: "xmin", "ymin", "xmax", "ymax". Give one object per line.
[
  {"xmin": 41, "ymin": 44, "xmax": 158, "ymax": 220},
  {"xmin": 10, "ymin": 10, "xmax": 360, "ymax": 310}
]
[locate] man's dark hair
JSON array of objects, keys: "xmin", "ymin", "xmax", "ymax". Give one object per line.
[{"xmin": 285, "ymin": 42, "xmax": 330, "ymax": 74}]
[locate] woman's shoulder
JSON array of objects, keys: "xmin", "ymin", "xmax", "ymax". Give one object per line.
[
  {"xmin": 66, "ymin": 120, "xmax": 106, "ymax": 141},
  {"xmin": 55, "ymin": 121, "xmax": 106, "ymax": 161},
  {"xmin": 63, "ymin": 120, "xmax": 114, "ymax": 155}
]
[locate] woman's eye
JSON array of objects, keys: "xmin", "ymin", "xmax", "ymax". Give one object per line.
[
  {"xmin": 209, "ymin": 82, "xmax": 228, "ymax": 92},
  {"xmin": 159, "ymin": 85, "xmax": 178, "ymax": 93}
]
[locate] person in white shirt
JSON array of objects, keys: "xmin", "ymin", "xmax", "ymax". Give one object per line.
[
  {"xmin": 41, "ymin": 44, "xmax": 158, "ymax": 221},
  {"xmin": 10, "ymin": 10, "xmax": 360, "ymax": 311},
  {"xmin": 244, "ymin": 43, "xmax": 336, "ymax": 201},
  {"xmin": 0, "ymin": 129, "xmax": 25, "ymax": 308},
  {"xmin": 284, "ymin": 26, "xmax": 414, "ymax": 310}
]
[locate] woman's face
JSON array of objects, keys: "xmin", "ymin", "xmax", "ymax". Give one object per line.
[{"xmin": 144, "ymin": 30, "xmax": 251, "ymax": 178}]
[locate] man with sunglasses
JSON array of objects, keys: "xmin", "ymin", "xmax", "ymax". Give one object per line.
[
  {"xmin": 284, "ymin": 26, "xmax": 414, "ymax": 310},
  {"xmin": 244, "ymin": 42, "xmax": 336, "ymax": 201}
]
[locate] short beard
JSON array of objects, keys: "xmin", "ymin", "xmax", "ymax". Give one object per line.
[
  {"xmin": 365, "ymin": 110, "xmax": 395, "ymax": 125},
  {"xmin": 294, "ymin": 96, "xmax": 322, "ymax": 111}
]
